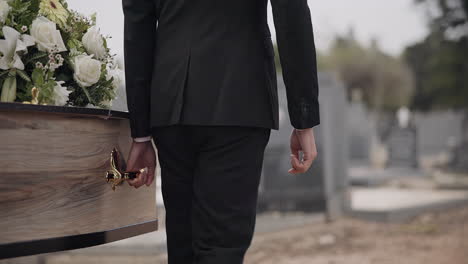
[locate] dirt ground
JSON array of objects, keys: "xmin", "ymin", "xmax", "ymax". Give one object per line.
[
  {"xmin": 245, "ymin": 206, "xmax": 468, "ymax": 264},
  {"xmin": 6, "ymin": 205, "xmax": 468, "ymax": 264},
  {"xmin": 104, "ymin": 205, "xmax": 468, "ymax": 264}
]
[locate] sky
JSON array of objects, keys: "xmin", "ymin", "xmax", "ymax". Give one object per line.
[{"xmin": 67, "ymin": 0, "xmax": 429, "ymax": 57}]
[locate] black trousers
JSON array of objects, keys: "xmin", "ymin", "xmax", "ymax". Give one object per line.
[{"xmin": 151, "ymin": 125, "xmax": 271, "ymax": 264}]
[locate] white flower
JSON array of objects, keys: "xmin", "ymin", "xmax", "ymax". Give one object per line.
[
  {"xmin": 72, "ymin": 54, "xmax": 102, "ymax": 87},
  {"xmin": 0, "ymin": 26, "xmax": 35, "ymax": 70},
  {"xmin": 49, "ymin": 62, "xmax": 58, "ymax": 71},
  {"xmin": 30, "ymin": 16, "xmax": 67, "ymax": 53},
  {"xmin": 106, "ymin": 66, "xmax": 124, "ymax": 89},
  {"xmin": 53, "ymin": 81, "xmax": 71, "ymax": 106},
  {"xmin": 101, "ymin": 99, "xmax": 112, "ymax": 108},
  {"xmin": 85, "ymin": 103, "xmax": 99, "ymax": 109},
  {"xmin": 0, "ymin": 0, "xmax": 10, "ymax": 24},
  {"xmin": 82, "ymin": 26, "xmax": 107, "ymax": 60}
]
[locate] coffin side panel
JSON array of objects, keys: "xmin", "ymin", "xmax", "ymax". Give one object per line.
[{"xmin": 0, "ymin": 110, "xmax": 157, "ymax": 245}]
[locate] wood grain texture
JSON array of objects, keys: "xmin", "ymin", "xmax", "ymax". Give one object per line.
[{"xmin": 0, "ymin": 108, "xmax": 157, "ymax": 245}]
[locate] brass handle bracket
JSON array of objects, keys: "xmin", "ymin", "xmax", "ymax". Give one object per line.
[{"xmin": 105, "ymin": 148, "xmax": 141, "ymax": 191}]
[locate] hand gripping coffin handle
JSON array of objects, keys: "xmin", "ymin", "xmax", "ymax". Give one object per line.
[{"xmin": 105, "ymin": 148, "xmax": 145, "ymax": 191}]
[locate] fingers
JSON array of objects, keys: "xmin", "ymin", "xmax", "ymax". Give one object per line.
[
  {"xmin": 126, "ymin": 142, "xmax": 156, "ymax": 189},
  {"xmin": 127, "ymin": 173, "xmax": 139, "ymax": 188},
  {"xmin": 289, "ymin": 152, "xmax": 312, "ymax": 174},
  {"xmin": 289, "ymin": 150, "xmax": 317, "ymax": 174},
  {"xmin": 146, "ymin": 165, "xmax": 156, "ymax": 186},
  {"xmin": 289, "ymin": 128, "xmax": 318, "ymax": 174},
  {"xmin": 288, "ymin": 153, "xmax": 302, "ymax": 174},
  {"xmin": 137, "ymin": 168, "xmax": 148, "ymax": 188},
  {"xmin": 141, "ymin": 167, "xmax": 149, "ymax": 185},
  {"xmin": 128, "ymin": 168, "xmax": 147, "ymax": 189},
  {"xmin": 126, "ymin": 147, "xmax": 138, "ymax": 187}
]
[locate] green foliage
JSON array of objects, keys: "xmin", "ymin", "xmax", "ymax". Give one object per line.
[
  {"xmin": 64, "ymin": 11, "xmax": 93, "ymax": 45},
  {"xmin": 319, "ymin": 32, "xmax": 415, "ymax": 111},
  {"xmin": 31, "ymin": 67, "xmax": 55, "ymax": 104},
  {"xmin": 67, "ymin": 38, "xmax": 86, "ymax": 53},
  {"xmin": 68, "ymin": 65, "xmax": 115, "ymax": 108},
  {"xmin": 405, "ymin": 0, "xmax": 468, "ymax": 111},
  {"xmin": 17, "ymin": 69, "xmax": 31, "ymax": 82},
  {"xmin": 415, "ymin": 0, "xmax": 468, "ymax": 34},
  {"xmin": 6, "ymin": 0, "xmax": 36, "ymax": 32},
  {"xmin": 0, "ymin": 0, "xmax": 118, "ymax": 107},
  {"xmin": 24, "ymin": 50, "xmax": 48, "ymax": 66},
  {"xmin": 15, "ymin": 79, "xmax": 33, "ymax": 102}
]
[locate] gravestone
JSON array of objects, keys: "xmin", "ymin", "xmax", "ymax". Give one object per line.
[
  {"xmin": 387, "ymin": 126, "xmax": 418, "ymax": 168},
  {"xmin": 450, "ymin": 142, "xmax": 468, "ymax": 172},
  {"xmin": 259, "ymin": 73, "xmax": 350, "ymax": 219},
  {"xmin": 385, "ymin": 108, "xmax": 419, "ymax": 168},
  {"xmin": 413, "ymin": 110, "xmax": 463, "ymax": 156},
  {"xmin": 347, "ymin": 102, "xmax": 372, "ymax": 162}
]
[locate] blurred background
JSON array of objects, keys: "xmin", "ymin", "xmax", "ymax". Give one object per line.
[{"xmin": 4, "ymin": 0, "xmax": 468, "ymax": 263}]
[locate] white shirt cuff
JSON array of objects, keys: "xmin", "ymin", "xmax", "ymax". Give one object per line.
[{"xmin": 133, "ymin": 136, "xmax": 152, "ymax": 142}]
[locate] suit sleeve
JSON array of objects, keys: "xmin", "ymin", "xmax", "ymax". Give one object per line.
[
  {"xmin": 122, "ymin": 0, "xmax": 158, "ymax": 138},
  {"xmin": 270, "ymin": 0, "xmax": 320, "ymax": 129}
]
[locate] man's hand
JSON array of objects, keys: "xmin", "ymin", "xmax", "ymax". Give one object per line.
[
  {"xmin": 289, "ymin": 128, "xmax": 318, "ymax": 174},
  {"xmin": 126, "ymin": 141, "xmax": 157, "ymax": 188}
]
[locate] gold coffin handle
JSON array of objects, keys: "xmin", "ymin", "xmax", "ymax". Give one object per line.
[{"xmin": 105, "ymin": 148, "xmax": 143, "ymax": 191}]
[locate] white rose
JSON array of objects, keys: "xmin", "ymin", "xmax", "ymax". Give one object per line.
[
  {"xmin": 30, "ymin": 17, "xmax": 67, "ymax": 53},
  {"xmin": 106, "ymin": 66, "xmax": 124, "ymax": 89},
  {"xmin": 73, "ymin": 54, "xmax": 102, "ymax": 87},
  {"xmin": 0, "ymin": 0, "xmax": 10, "ymax": 24},
  {"xmin": 53, "ymin": 81, "xmax": 71, "ymax": 106},
  {"xmin": 82, "ymin": 26, "xmax": 107, "ymax": 60}
]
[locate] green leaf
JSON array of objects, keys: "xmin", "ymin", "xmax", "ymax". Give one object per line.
[
  {"xmin": 17, "ymin": 69, "xmax": 31, "ymax": 82},
  {"xmin": 25, "ymin": 51, "xmax": 48, "ymax": 65},
  {"xmin": 90, "ymin": 13, "xmax": 97, "ymax": 25},
  {"xmin": 31, "ymin": 68, "xmax": 44, "ymax": 86},
  {"xmin": 80, "ymin": 85, "xmax": 95, "ymax": 105},
  {"xmin": 0, "ymin": 70, "xmax": 9, "ymax": 79}
]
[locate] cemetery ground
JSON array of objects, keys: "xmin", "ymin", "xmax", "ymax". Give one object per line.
[
  {"xmin": 31, "ymin": 200, "xmax": 468, "ymax": 264},
  {"xmin": 244, "ymin": 204, "xmax": 468, "ymax": 264},
  {"xmin": 5, "ymin": 167, "xmax": 468, "ymax": 264}
]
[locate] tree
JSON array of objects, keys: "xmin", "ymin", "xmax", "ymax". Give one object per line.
[
  {"xmin": 406, "ymin": 0, "xmax": 468, "ymax": 111},
  {"xmin": 415, "ymin": 0, "xmax": 468, "ymax": 36},
  {"xmin": 320, "ymin": 31, "xmax": 414, "ymax": 112},
  {"xmin": 405, "ymin": 32, "xmax": 468, "ymax": 111},
  {"xmin": 406, "ymin": 0, "xmax": 468, "ymax": 171}
]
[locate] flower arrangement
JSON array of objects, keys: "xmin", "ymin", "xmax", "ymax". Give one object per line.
[{"xmin": 0, "ymin": 0, "xmax": 121, "ymax": 108}]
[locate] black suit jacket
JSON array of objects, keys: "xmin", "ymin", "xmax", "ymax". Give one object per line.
[{"xmin": 123, "ymin": 0, "xmax": 320, "ymax": 138}]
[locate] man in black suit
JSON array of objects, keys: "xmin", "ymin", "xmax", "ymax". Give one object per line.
[{"xmin": 122, "ymin": 0, "xmax": 320, "ymax": 263}]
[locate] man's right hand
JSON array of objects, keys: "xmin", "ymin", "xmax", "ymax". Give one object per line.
[
  {"xmin": 126, "ymin": 141, "xmax": 157, "ymax": 188},
  {"xmin": 289, "ymin": 128, "xmax": 318, "ymax": 174}
]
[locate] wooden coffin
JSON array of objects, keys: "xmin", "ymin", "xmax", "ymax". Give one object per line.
[{"xmin": 0, "ymin": 102, "xmax": 158, "ymax": 259}]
